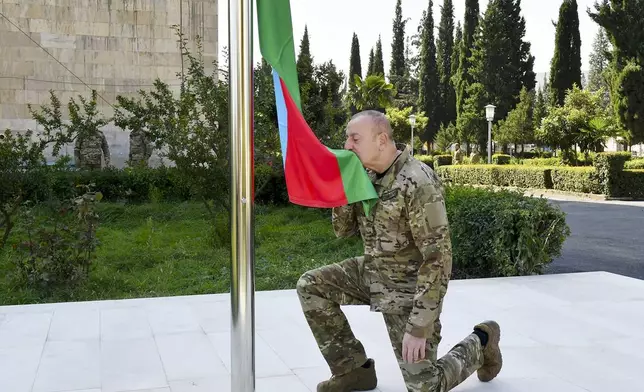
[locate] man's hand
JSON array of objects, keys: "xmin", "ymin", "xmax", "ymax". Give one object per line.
[{"xmin": 402, "ymin": 332, "xmax": 426, "ymax": 363}]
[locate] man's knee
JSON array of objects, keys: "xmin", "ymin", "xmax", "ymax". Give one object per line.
[{"xmin": 296, "ymin": 270, "xmax": 316, "ymax": 296}]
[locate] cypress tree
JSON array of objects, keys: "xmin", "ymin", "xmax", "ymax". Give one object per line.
[
  {"xmin": 589, "ymin": 0, "xmax": 644, "ymax": 144},
  {"xmin": 417, "ymin": 0, "xmax": 440, "ymax": 143},
  {"xmin": 373, "ymin": 36, "xmax": 385, "ymax": 76},
  {"xmin": 451, "ymin": 22, "xmax": 462, "ymax": 83},
  {"xmin": 367, "ymin": 48, "xmax": 375, "ymax": 76},
  {"xmin": 315, "ymin": 60, "xmax": 348, "ymax": 142},
  {"xmin": 549, "ymin": 0, "xmax": 582, "ymax": 107},
  {"xmin": 297, "ymin": 26, "xmax": 315, "ymax": 84},
  {"xmin": 402, "ymin": 36, "xmax": 418, "ymax": 106},
  {"xmin": 456, "ymin": 0, "xmax": 480, "ymax": 120},
  {"xmin": 349, "ymin": 33, "xmax": 362, "ymax": 80},
  {"xmin": 533, "ymin": 85, "xmax": 547, "ymax": 131},
  {"xmin": 296, "ymin": 26, "xmax": 322, "ymax": 127},
  {"xmin": 462, "ymin": 0, "xmax": 536, "ymax": 148},
  {"xmin": 389, "ymin": 0, "xmax": 407, "ymax": 90},
  {"xmin": 587, "ymin": 27, "xmax": 611, "ymax": 107},
  {"xmin": 496, "ymin": 86, "xmax": 535, "ymax": 148},
  {"xmin": 436, "ymin": 0, "xmax": 456, "ymax": 127}
]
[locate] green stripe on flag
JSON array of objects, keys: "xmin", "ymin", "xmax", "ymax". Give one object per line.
[
  {"xmin": 331, "ymin": 149, "xmax": 378, "ymax": 215},
  {"xmin": 256, "ymin": 0, "xmax": 301, "ymax": 110}
]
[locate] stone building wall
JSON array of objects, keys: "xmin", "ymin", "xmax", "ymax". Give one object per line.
[{"xmin": 0, "ymin": 0, "xmax": 218, "ymax": 168}]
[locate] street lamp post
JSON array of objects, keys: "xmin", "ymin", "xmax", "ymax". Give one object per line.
[
  {"xmin": 485, "ymin": 104, "xmax": 496, "ymax": 164},
  {"xmin": 408, "ymin": 114, "xmax": 416, "ymax": 156}
]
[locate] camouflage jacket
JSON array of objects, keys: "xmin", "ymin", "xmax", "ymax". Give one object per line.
[
  {"xmin": 453, "ymin": 149, "xmax": 464, "ymax": 163},
  {"xmin": 129, "ymin": 129, "xmax": 153, "ymax": 164},
  {"xmin": 74, "ymin": 131, "xmax": 110, "ymax": 167},
  {"xmin": 332, "ymin": 145, "xmax": 452, "ymax": 339}
]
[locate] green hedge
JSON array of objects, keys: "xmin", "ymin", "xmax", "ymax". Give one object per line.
[
  {"xmin": 435, "ymin": 152, "xmax": 644, "ymax": 199},
  {"xmin": 515, "ymin": 151, "xmax": 554, "ymax": 159},
  {"xmin": 625, "ymin": 158, "xmax": 644, "ymax": 170},
  {"xmin": 47, "ymin": 167, "xmax": 193, "ymax": 203},
  {"xmin": 492, "ymin": 154, "xmax": 512, "ymax": 165},
  {"xmin": 435, "ymin": 151, "xmax": 644, "ymax": 199},
  {"xmin": 520, "ymin": 157, "xmax": 563, "ymax": 166},
  {"xmin": 612, "ymin": 170, "xmax": 644, "ymax": 199},
  {"xmin": 255, "ymin": 163, "xmax": 289, "ymax": 205},
  {"xmin": 16, "ymin": 165, "xmax": 289, "ymax": 205},
  {"xmin": 550, "ymin": 167, "xmax": 602, "ymax": 194},
  {"xmin": 437, "ymin": 165, "xmax": 552, "ymax": 189},
  {"xmin": 518, "ymin": 154, "xmax": 596, "ymax": 167},
  {"xmin": 445, "ymin": 186, "xmax": 570, "ymax": 278},
  {"xmin": 594, "ymin": 152, "xmax": 632, "ymax": 196},
  {"xmin": 433, "ymin": 155, "xmax": 452, "ymax": 167},
  {"xmin": 415, "ymin": 155, "xmax": 435, "ymax": 169}
]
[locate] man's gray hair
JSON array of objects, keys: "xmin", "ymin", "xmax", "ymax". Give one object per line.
[{"xmin": 350, "ymin": 110, "xmax": 394, "ymax": 141}]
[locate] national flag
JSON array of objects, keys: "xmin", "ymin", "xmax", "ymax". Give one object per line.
[{"xmin": 256, "ymin": 0, "xmax": 378, "ymax": 214}]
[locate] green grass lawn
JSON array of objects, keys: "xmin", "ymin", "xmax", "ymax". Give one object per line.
[{"xmin": 0, "ymin": 202, "xmax": 363, "ymax": 305}]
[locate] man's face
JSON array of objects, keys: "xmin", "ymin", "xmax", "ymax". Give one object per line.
[{"xmin": 344, "ymin": 117, "xmax": 381, "ymax": 170}]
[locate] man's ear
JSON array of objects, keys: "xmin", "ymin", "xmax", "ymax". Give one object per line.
[
  {"xmin": 378, "ymin": 132, "xmax": 388, "ymax": 149},
  {"xmin": 384, "ymin": 129, "xmax": 392, "ymax": 143}
]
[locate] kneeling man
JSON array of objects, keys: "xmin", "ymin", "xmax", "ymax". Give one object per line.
[{"xmin": 297, "ymin": 110, "xmax": 502, "ymax": 392}]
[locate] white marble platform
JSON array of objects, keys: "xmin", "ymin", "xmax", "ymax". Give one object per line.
[{"xmin": 1, "ymin": 271, "xmax": 642, "ymax": 392}]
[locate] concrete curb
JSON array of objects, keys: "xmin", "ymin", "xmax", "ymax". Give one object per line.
[{"xmin": 522, "ymin": 189, "xmax": 607, "ymax": 201}]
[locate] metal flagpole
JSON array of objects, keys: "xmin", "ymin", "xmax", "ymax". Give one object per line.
[{"xmin": 229, "ymin": 0, "xmax": 255, "ymax": 389}]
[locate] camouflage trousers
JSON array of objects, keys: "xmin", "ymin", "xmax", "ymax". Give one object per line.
[{"xmin": 296, "ymin": 256, "xmax": 484, "ymax": 392}]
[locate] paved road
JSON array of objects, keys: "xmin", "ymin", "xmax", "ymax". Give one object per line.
[{"xmin": 546, "ymin": 200, "xmax": 644, "ymax": 279}]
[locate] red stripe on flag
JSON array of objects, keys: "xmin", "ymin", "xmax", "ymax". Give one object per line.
[{"xmin": 279, "ymin": 78, "xmax": 348, "ymax": 207}]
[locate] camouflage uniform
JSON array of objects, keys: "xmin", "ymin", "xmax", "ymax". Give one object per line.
[
  {"xmin": 297, "ymin": 145, "xmax": 483, "ymax": 391},
  {"xmin": 453, "ymin": 147, "xmax": 464, "ymax": 164},
  {"xmin": 128, "ymin": 129, "xmax": 153, "ymax": 167},
  {"xmin": 74, "ymin": 130, "xmax": 110, "ymax": 169},
  {"xmin": 470, "ymin": 151, "xmax": 481, "ymax": 164}
]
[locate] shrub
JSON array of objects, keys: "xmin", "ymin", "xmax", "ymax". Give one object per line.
[
  {"xmin": 255, "ymin": 163, "xmax": 289, "ymax": 205},
  {"xmin": 492, "ymin": 154, "xmax": 512, "ymax": 165},
  {"xmin": 46, "ymin": 166, "xmax": 193, "ymax": 203},
  {"xmin": 437, "ymin": 165, "xmax": 552, "ymax": 189},
  {"xmin": 113, "ymin": 30, "xmax": 232, "ymax": 213},
  {"xmin": 515, "ymin": 151, "xmax": 539, "ymax": 159},
  {"xmin": 560, "ymin": 149, "xmax": 578, "ymax": 166},
  {"xmin": 1, "ymin": 129, "xmax": 71, "ymax": 248},
  {"xmin": 593, "ymin": 152, "xmax": 632, "ymax": 196},
  {"xmin": 625, "ymin": 158, "xmax": 644, "ymax": 170},
  {"xmin": 445, "ymin": 186, "xmax": 570, "ymax": 278},
  {"xmin": 514, "ymin": 151, "xmax": 553, "ymax": 159},
  {"xmin": 509, "ymin": 157, "xmax": 522, "ymax": 165},
  {"xmin": 433, "ymin": 155, "xmax": 452, "ymax": 167},
  {"xmin": 415, "ymin": 155, "xmax": 434, "ymax": 169},
  {"xmin": 10, "ymin": 188, "xmax": 102, "ymax": 292},
  {"xmin": 575, "ymin": 152, "xmax": 596, "ymax": 167},
  {"xmin": 520, "ymin": 157, "xmax": 563, "ymax": 166},
  {"xmin": 612, "ymin": 170, "xmax": 644, "ymax": 199},
  {"xmin": 12, "ymin": 164, "xmax": 290, "ymax": 207},
  {"xmin": 551, "ymin": 167, "xmax": 602, "ymax": 194}
]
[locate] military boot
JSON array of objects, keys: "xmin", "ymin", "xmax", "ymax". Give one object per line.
[
  {"xmin": 474, "ymin": 320, "xmax": 502, "ymax": 382},
  {"xmin": 317, "ymin": 358, "xmax": 378, "ymax": 392}
]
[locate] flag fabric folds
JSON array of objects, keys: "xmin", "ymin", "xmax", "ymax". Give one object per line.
[{"xmin": 256, "ymin": 0, "xmax": 378, "ymax": 214}]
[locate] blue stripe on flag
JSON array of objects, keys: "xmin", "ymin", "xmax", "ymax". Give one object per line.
[{"xmin": 272, "ymin": 69, "xmax": 288, "ymax": 165}]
